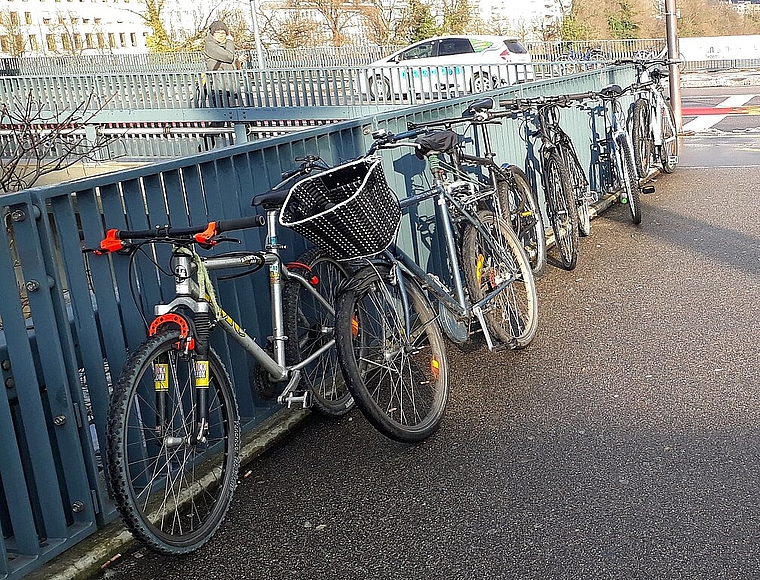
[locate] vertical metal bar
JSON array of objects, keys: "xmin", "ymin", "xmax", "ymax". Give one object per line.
[{"xmin": 665, "ymin": 0, "xmax": 682, "ymax": 131}]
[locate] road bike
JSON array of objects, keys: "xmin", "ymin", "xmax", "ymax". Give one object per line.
[
  {"xmin": 407, "ymin": 96, "xmax": 547, "ymax": 278},
  {"xmin": 499, "ymin": 95, "xmax": 587, "ymax": 270},
  {"xmin": 286, "ymin": 127, "xmax": 538, "ymax": 444},
  {"xmin": 85, "ymin": 159, "xmax": 353, "ymax": 554},
  {"xmin": 618, "ymin": 58, "xmax": 679, "ymax": 177}
]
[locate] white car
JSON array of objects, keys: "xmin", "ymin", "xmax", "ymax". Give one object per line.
[{"xmin": 360, "ymin": 35, "xmax": 534, "ymax": 100}]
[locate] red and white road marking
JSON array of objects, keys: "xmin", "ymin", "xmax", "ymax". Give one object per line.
[{"xmin": 681, "ymin": 94, "xmax": 758, "ymax": 132}]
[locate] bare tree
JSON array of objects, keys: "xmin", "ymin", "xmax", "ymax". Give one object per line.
[{"xmin": 0, "ymin": 91, "xmax": 121, "ymax": 193}]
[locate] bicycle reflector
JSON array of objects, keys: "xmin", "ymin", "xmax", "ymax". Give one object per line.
[{"xmin": 96, "ymin": 229, "xmax": 126, "ymax": 254}]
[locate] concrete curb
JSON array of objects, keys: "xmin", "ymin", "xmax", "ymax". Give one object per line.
[{"xmin": 27, "ymin": 409, "xmax": 310, "ymax": 580}]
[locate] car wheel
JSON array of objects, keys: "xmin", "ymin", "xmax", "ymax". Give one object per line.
[
  {"xmin": 471, "ymin": 73, "xmax": 495, "ymax": 93},
  {"xmin": 369, "ymin": 75, "xmax": 391, "ymax": 100}
]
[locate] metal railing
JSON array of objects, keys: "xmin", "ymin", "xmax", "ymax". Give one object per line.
[{"xmin": 0, "ymin": 65, "xmax": 634, "ymax": 579}]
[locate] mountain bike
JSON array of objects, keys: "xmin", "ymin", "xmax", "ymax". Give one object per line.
[
  {"xmin": 84, "ymin": 158, "xmax": 353, "ymax": 555},
  {"xmin": 618, "ymin": 58, "xmax": 679, "ymax": 177},
  {"xmin": 407, "ymin": 96, "xmax": 547, "ymax": 278},
  {"xmin": 284, "ymin": 128, "xmax": 538, "ymax": 444},
  {"xmin": 499, "ymin": 95, "xmax": 586, "ymax": 270}
]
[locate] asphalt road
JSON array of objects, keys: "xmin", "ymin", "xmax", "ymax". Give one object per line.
[{"xmin": 94, "ymin": 117, "xmax": 760, "ymax": 577}]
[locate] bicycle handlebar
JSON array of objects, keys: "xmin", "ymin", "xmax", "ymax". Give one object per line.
[{"xmin": 87, "ymin": 215, "xmax": 267, "ymax": 255}]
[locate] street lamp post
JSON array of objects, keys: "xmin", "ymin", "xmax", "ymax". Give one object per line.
[
  {"xmin": 664, "ymin": 0, "xmax": 682, "ymax": 131},
  {"xmin": 248, "ymin": 0, "xmax": 265, "ymax": 69}
]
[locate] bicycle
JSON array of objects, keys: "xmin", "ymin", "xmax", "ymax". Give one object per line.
[
  {"xmin": 618, "ymin": 58, "xmax": 679, "ymax": 177},
  {"xmin": 499, "ymin": 95, "xmax": 586, "ymax": 270},
  {"xmin": 85, "ymin": 157, "xmax": 354, "ymax": 554},
  {"xmin": 407, "ymin": 96, "xmax": 548, "ymax": 278},
  {"xmin": 568, "ymin": 84, "xmax": 646, "ymax": 225},
  {"xmin": 283, "ymin": 127, "xmax": 538, "ymax": 444}
]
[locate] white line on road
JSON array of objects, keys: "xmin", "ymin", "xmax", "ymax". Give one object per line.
[{"xmin": 682, "ymin": 94, "xmax": 757, "ymax": 132}]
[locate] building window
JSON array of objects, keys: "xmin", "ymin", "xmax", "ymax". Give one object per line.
[
  {"xmin": 61, "ymin": 34, "xmax": 70, "ymax": 50},
  {"xmin": 96, "ymin": 33, "xmax": 104, "ymax": 48},
  {"xmin": 74, "ymin": 33, "xmax": 82, "ymax": 49},
  {"xmin": 119, "ymin": 32, "xmax": 126, "ymax": 45},
  {"xmin": 9, "ymin": 12, "xmax": 19, "ymax": 25},
  {"xmin": 85, "ymin": 33, "xmax": 94, "ymax": 48},
  {"xmin": 43, "ymin": 17, "xmax": 51, "ymax": 24},
  {"xmin": 29, "ymin": 34, "xmax": 38, "ymax": 51},
  {"xmin": 46, "ymin": 34, "xmax": 56, "ymax": 50},
  {"xmin": 108, "ymin": 32, "xmax": 116, "ymax": 47},
  {"xmin": 94, "ymin": 17, "xmax": 101, "ymax": 24},
  {"xmin": 24, "ymin": 11, "xmax": 32, "ymax": 24},
  {"xmin": 0, "ymin": 37, "xmax": 9, "ymax": 53},
  {"xmin": 130, "ymin": 32, "xmax": 136, "ymax": 46}
]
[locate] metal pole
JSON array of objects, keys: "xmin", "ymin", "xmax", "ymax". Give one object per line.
[
  {"xmin": 248, "ymin": 0, "xmax": 265, "ymax": 69},
  {"xmin": 664, "ymin": 0, "xmax": 682, "ymax": 131}
]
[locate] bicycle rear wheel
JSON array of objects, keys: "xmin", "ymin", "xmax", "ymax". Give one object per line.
[
  {"xmin": 284, "ymin": 247, "xmax": 354, "ymax": 417},
  {"xmin": 543, "ymin": 149, "xmax": 578, "ymax": 270},
  {"xmin": 617, "ymin": 135, "xmax": 642, "ymax": 225},
  {"xmin": 660, "ymin": 99, "xmax": 679, "ymax": 173},
  {"xmin": 461, "ymin": 211, "xmax": 538, "ymax": 349},
  {"xmin": 631, "ymin": 98, "xmax": 653, "ymax": 178},
  {"xmin": 497, "ymin": 165, "xmax": 547, "ymax": 278},
  {"xmin": 106, "ymin": 329, "xmax": 240, "ymax": 554},
  {"xmin": 335, "ymin": 265, "xmax": 449, "ymax": 443}
]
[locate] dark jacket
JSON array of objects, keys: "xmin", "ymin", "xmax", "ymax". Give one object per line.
[{"xmin": 204, "ymin": 35, "xmax": 236, "ymax": 71}]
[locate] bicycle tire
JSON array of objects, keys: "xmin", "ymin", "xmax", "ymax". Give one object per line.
[
  {"xmin": 543, "ymin": 149, "xmax": 578, "ymax": 270},
  {"xmin": 562, "ymin": 146, "xmax": 592, "ymax": 238},
  {"xmin": 660, "ymin": 99, "xmax": 679, "ymax": 173},
  {"xmin": 497, "ymin": 165, "xmax": 547, "ymax": 279},
  {"xmin": 617, "ymin": 135, "xmax": 642, "ymax": 225},
  {"xmin": 461, "ymin": 211, "xmax": 538, "ymax": 349},
  {"xmin": 284, "ymin": 247, "xmax": 354, "ymax": 417},
  {"xmin": 335, "ymin": 264, "xmax": 449, "ymax": 443},
  {"xmin": 106, "ymin": 329, "xmax": 240, "ymax": 555},
  {"xmin": 631, "ymin": 98, "xmax": 652, "ymax": 178}
]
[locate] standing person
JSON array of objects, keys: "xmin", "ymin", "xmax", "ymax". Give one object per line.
[
  {"xmin": 205, "ymin": 20, "xmax": 236, "ymax": 72},
  {"xmin": 203, "ymin": 20, "xmax": 238, "ymax": 107}
]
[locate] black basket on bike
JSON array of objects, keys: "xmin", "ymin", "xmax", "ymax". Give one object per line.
[{"xmin": 279, "ymin": 157, "xmax": 401, "ymax": 260}]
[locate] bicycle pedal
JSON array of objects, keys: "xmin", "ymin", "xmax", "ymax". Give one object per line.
[
  {"xmin": 641, "ymin": 185, "xmax": 655, "ymax": 194},
  {"xmin": 283, "ymin": 391, "xmax": 310, "ymax": 409}
]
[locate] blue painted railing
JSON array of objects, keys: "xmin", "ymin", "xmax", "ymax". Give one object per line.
[{"xmin": 0, "ymin": 66, "xmax": 633, "ymax": 579}]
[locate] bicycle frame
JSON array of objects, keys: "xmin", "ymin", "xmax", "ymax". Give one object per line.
[
  {"xmin": 152, "ymin": 208, "xmax": 335, "ymax": 411},
  {"xmin": 376, "ymin": 171, "xmax": 522, "ymax": 351}
]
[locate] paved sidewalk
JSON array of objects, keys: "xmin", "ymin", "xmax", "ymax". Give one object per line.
[{"xmin": 37, "ymin": 139, "xmax": 760, "ymax": 579}]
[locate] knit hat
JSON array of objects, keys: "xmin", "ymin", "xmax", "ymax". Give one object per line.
[{"xmin": 210, "ymin": 21, "xmax": 228, "ymax": 34}]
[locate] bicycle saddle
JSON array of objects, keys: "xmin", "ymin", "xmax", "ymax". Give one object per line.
[
  {"xmin": 600, "ymin": 84, "xmax": 624, "ymax": 98},
  {"xmin": 251, "ymin": 188, "xmax": 288, "ymax": 209},
  {"xmin": 462, "ymin": 97, "xmax": 494, "ymax": 117},
  {"xmin": 415, "ymin": 130, "xmax": 459, "ymax": 158}
]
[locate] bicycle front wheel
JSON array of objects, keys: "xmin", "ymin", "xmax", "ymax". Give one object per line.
[
  {"xmin": 543, "ymin": 150, "xmax": 579, "ymax": 270},
  {"xmin": 631, "ymin": 98, "xmax": 653, "ymax": 178},
  {"xmin": 284, "ymin": 247, "xmax": 354, "ymax": 417},
  {"xmin": 617, "ymin": 135, "xmax": 642, "ymax": 225},
  {"xmin": 335, "ymin": 265, "xmax": 449, "ymax": 443},
  {"xmin": 461, "ymin": 211, "xmax": 538, "ymax": 349},
  {"xmin": 497, "ymin": 165, "xmax": 547, "ymax": 278},
  {"xmin": 106, "ymin": 329, "xmax": 240, "ymax": 554},
  {"xmin": 660, "ymin": 99, "xmax": 679, "ymax": 173}
]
